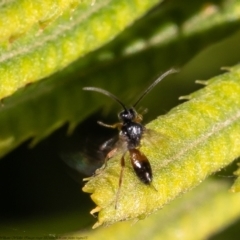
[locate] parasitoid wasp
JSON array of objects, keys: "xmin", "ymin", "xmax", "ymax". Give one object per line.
[{"xmin": 83, "ymin": 69, "xmax": 177, "ymax": 208}]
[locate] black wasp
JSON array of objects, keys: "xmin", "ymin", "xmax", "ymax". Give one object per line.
[{"xmin": 83, "ymin": 69, "xmax": 177, "ymax": 208}]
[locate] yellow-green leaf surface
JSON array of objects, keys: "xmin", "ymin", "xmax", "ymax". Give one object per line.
[
  {"xmin": 0, "ymin": 0, "xmax": 80, "ymax": 43},
  {"xmin": 0, "ymin": 0, "xmax": 160, "ymax": 99},
  {"xmin": 83, "ymin": 64, "xmax": 240, "ymax": 228},
  {"xmin": 231, "ymin": 162, "xmax": 240, "ymax": 192},
  {"xmin": 77, "ymin": 180, "xmax": 240, "ymax": 239}
]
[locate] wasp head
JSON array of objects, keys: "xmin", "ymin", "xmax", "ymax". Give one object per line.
[{"xmin": 118, "ymin": 108, "xmax": 136, "ymax": 123}]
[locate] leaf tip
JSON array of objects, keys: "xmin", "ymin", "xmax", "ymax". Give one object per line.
[{"xmin": 195, "ymin": 80, "xmax": 208, "ymax": 86}]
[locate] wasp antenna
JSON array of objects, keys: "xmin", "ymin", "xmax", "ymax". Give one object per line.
[
  {"xmin": 83, "ymin": 87, "xmax": 127, "ymax": 110},
  {"xmin": 133, "ymin": 69, "xmax": 178, "ymax": 108}
]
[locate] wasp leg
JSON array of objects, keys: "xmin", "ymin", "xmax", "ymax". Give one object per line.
[
  {"xmin": 97, "ymin": 121, "xmax": 122, "ymax": 130},
  {"xmin": 94, "ymin": 147, "xmax": 119, "ymax": 177},
  {"xmin": 106, "ymin": 148, "xmax": 118, "ymax": 159},
  {"xmin": 102, "ymin": 147, "xmax": 118, "ymax": 169},
  {"xmin": 115, "ymin": 153, "xmax": 125, "ymax": 209}
]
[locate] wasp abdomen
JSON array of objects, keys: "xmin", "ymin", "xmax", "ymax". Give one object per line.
[{"xmin": 129, "ymin": 149, "xmax": 152, "ymax": 184}]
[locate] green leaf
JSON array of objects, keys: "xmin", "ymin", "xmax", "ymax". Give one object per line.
[
  {"xmin": 1, "ymin": 0, "xmax": 240, "ymax": 159},
  {"xmin": 80, "ymin": 180, "xmax": 240, "ymax": 239},
  {"xmin": 0, "ymin": 0, "xmax": 160, "ymax": 99},
  {"xmin": 1, "ymin": 0, "xmax": 240, "ymax": 237},
  {"xmin": 231, "ymin": 162, "xmax": 240, "ymax": 192},
  {"xmin": 0, "ymin": 0, "xmax": 80, "ymax": 43},
  {"xmin": 83, "ymin": 64, "xmax": 240, "ymax": 228}
]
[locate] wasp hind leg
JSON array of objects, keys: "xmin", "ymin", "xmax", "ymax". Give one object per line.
[
  {"xmin": 94, "ymin": 147, "xmax": 118, "ymax": 176},
  {"xmin": 114, "ymin": 153, "xmax": 126, "ymax": 209}
]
